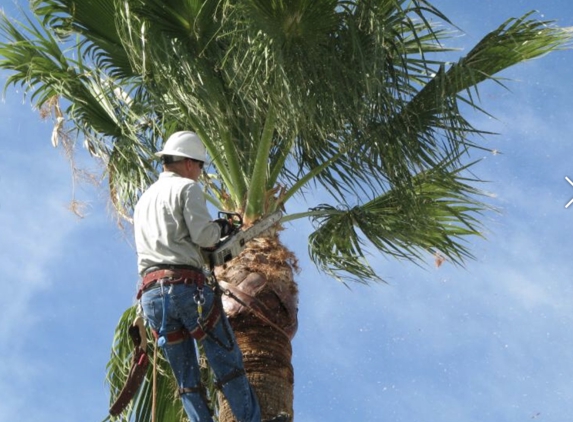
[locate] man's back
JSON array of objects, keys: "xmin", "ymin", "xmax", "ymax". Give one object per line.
[{"xmin": 134, "ymin": 171, "xmax": 219, "ymax": 274}]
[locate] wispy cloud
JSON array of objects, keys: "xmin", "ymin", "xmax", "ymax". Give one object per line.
[{"xmin": 0, "ymin": 94, "xmax": 87, "ymax": 420}]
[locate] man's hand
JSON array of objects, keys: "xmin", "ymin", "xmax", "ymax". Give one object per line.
[{"xmin": 214, "ymin": 218, "xmax": 234, "ymax": 237}]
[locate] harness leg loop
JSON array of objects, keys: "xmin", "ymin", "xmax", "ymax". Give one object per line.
[{"xmin": 215, "ymin": 368, "xmax": 246, "ymax": 390}]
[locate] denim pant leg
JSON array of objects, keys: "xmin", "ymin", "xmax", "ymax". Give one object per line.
[
  {"xmin": 140, "ymin": 285, "xmax": 214, "ymax": 422},
  {"xmin": 201, "ymin": 311, "xmax": 261, "ymax": 422},
  {"xmin": 162, "ymin": 337, "xmax": 214, "ymax": 422}
]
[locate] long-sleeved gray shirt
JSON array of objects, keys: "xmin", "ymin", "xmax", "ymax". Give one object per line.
[{"xmin": 134, "ymin": 171, "xmax": 221, "ymax": 275}]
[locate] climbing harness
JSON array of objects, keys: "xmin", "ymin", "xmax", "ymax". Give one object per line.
[
  {"xmin": 137, "ymin": 267, "xmax": 205, "ymax": 299},
  {"xmin": 123, "ymin": 259, "xmax": 292, "ymax": 418},
  {"xmin": 149, "ymin": 282, "xmax": 234, "ymax": 351}
]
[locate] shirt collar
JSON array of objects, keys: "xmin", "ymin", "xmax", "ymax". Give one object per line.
[{"xmin": 159, "ymin": 171, "xmax": 182, "ymax": 179}]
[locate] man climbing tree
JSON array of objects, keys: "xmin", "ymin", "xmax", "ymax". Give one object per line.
[
  {"xmin": 133, "ymin": 131, "xmax": 291, "ymax": 422},
  {"xmin": 0, "ymin": 0, "xmax": 570, "ymax": 420},
  {"xmin": 131, "ymin": 130, "xmax": 291, "ymax": 421}
]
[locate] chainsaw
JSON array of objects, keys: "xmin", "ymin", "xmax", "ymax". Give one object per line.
[{"xmin": 205, "ymin": 210, "xmax": 283, "ymax": 267}]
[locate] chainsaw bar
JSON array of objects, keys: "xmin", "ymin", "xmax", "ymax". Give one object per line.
[{"xmin": 207, "ymin": 211, "xmax": 283, "ymax": 267}]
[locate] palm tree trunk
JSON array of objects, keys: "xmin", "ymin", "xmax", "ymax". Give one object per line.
[{"xmin": 215, "ymin": 233, "xmax": 299, "ymax": 421}]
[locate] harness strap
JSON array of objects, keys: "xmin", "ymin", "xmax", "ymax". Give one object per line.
[
  {"xmin": 179, "ymin": 385, "xmax": 214, "ymax": 417},
  {"xmin": 192, "ymin": 299, "xmax": 222, "ymax": 341},
  {"xmin": 179, "ymin": 386, "xmax": 203, "ymax": 395},
  {"xmin": 151, "ymin": 300, "xmax": 222, "ymax": 343},
  {"xmin": 215, "ymin": 368, "xmax": 246, "ymax": 390},
  {"xmin": 178, "ymin": 368, "xmax": 245, "ymax": 395},
  {"xmin": 152, "ymin": 328, "xmax": 190, "ymax": 344}
]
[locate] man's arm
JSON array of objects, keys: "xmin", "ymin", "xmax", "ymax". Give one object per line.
[{"xmin": 182, "ymin": 183, "xmax": 221, "ymax": 248}]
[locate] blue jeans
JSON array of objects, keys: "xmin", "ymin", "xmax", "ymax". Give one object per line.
[{"xmin": 141, "ymin": 282, "xmax": 261, "ymax": 422}]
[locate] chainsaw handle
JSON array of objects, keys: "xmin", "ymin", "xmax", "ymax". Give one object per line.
[{"xmin": 217, "ymin": 211, "xmax": 243, "ymax": 232}]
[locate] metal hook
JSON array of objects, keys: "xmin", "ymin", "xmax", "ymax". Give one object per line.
[{"xmin": 194, "ymin": 287, "xmax": 205, "ymax": 317}]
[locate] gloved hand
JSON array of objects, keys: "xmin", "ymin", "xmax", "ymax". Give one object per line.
[{"xmin": 214, "ymin": 218, "xmax": 233, "ymax": 237}]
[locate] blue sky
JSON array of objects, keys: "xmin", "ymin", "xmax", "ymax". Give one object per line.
[{"xmin": 1, "ymin": 1, "xmax": 572, "ymax": 421}]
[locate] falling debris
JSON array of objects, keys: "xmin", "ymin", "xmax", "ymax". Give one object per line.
[{"xmin": 434, "ymin": 252, "xmax": 446, "ymax": 268}]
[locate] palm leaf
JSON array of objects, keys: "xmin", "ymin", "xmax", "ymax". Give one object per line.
[
  {"xmin": 32, "ymin": 0, "xmax": 134, "ymax": 79},
  {"xmin": 308, "ymin": 157, "xmax": 491, "ymax": 283},
  {"xmin": 2, "ymin": 1, "xmax": 570, "ymax": 277}
]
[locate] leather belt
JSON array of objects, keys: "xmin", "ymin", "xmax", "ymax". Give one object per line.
[{"xmin": 137, "ymin": 268, "xmax": 205, "ymax": 299}]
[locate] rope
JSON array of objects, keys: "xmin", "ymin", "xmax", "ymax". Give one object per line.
[{"xmin": 152, "ymin": 342, "xmax": 158, "ymax": 422}]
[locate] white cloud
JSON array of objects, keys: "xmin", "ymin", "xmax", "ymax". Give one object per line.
[{"xmin": 0, "ymin": 146, "xmax": 77, "ymax": 332}]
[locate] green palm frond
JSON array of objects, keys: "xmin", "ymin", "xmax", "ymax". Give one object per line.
[
  {"xmin": 341, "ymin": 12, "xmax": 573, "ymax": 195},
  {"xmin": 32, "ymin": 0, "xmax": 134, "ymax": 79},
  {"xmin": 308, "ymin": 157, "xmax": 491, "ymax": 283},
  {"xmin": 399, "ymin": 12, "xmax": 571, "ymax": 140},
  {"xmin": 1, "ymin": 1, "xmax": 570, "ymax": 275}
]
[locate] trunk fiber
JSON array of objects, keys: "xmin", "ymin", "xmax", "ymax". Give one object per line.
[{"xmin": 216, "ymin": 234, "xmax": 298, "ymax": 422}]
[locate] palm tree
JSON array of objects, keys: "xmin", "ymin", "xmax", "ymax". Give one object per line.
[{"xmin": 1, "ymin": 0, "xmax": 570, "ymax": 420}]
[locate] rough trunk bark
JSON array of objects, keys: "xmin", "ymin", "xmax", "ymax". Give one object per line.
[{"xmin": 215, "ymin": 233, "xmax": 299, "ymax": 422}]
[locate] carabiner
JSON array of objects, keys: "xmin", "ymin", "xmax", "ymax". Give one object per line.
[{"xmin": 194, "ymin": 287, "xmax": 206, "ymax": 317}]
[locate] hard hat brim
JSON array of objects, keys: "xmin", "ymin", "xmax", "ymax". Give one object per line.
[
  {"xmin": 154, "ymin": 150, "xmax": 193, "ymax": 158},
  {"xmin": 155, "ymin": 150, "xmax": 209, "ymax": 164}
]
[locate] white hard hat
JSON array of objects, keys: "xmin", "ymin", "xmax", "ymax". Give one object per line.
[{"xmin": 155, "ymin": 131, "xmax": 207, "ymax": 162}]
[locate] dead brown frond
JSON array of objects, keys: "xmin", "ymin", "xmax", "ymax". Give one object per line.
[
  {"xmin": 68, "ymin": 199, "xmax": 88, "ymax": 219},
  {"xmin": 38, "ymin": 96, "xmax": 104, "ymax": 220}
]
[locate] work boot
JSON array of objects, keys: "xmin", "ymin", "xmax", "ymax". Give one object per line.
[{"xmin": 263, "ymin": 412, "xmax": 291, "ymax": 422}]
